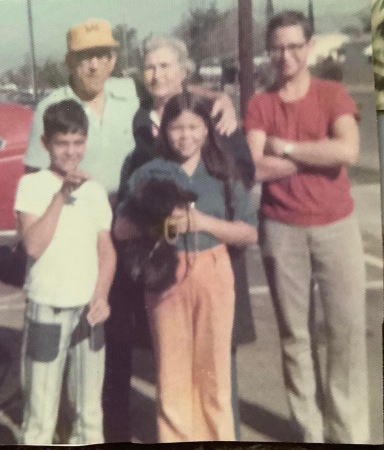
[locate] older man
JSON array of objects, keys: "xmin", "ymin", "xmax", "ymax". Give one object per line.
[{"xmin": 24, "ymin": 19, "xmax": 138, "ymax": 203}]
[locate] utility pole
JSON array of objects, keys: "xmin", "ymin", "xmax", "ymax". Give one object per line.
[
  {"xmin": 238, "ymin": 0, "xmax": 254, "ymax": 119},
  {"xmin": 121, "ymin": 24, "xmax": 128, "ymax": 73},
  {"xmin": 266, "ymin": 0, "xmax": 274, "ymax": 24},
  {"xmin": 308, "ymin": 0, "xmax": 315, "ymax": 35},
  {"xmin": 27, "ymin": 0, "xmax": 38, "ymax": 104}
]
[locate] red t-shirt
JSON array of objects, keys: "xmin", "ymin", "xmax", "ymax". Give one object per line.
[{"xmin": 244, "ymin": 77, "xmax": 358, "ymax": 226}]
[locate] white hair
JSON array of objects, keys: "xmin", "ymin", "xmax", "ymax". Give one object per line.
[{"xmin": 143, "ymin": 36, "xmax": 195, "ymax": 75}]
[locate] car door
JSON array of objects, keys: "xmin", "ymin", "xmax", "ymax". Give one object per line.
[{"xmin": 0, "ymin": 103, "xmax": 33, "ymax": 231}]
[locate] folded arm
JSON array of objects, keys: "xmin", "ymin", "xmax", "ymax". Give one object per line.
[
  {"xmin": 247, "ymin": 129, "xmax": 300, "ymax": 183},
  {"xmin": 247, "ymin": 114, "xmax": 359, "ymax": 183},
  {"xmin": 265, "ymin": 114, "xmax": 359, "ymax": 167}
]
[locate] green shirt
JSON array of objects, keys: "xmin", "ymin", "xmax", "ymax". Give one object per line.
[
  {"xmin": 24, "ymin": 77, "xmax": 139, "ymax": 194},
  {"xmin": 120, "ymin": 157, "xmax": 257, "ymax": 252}
]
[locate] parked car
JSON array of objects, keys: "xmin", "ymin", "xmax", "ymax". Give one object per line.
[{"xmin": 0, "ymin": 103, "xmax": 33, "ymax": 231}]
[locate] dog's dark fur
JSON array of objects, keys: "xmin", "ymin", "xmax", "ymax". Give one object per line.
[{"xmin": 121, "ymin": 178, "xmax": 198, "ymax": 293}]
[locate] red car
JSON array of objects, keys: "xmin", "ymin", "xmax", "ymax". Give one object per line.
[{"xmin": 0, "ymin": 103, "xmax": 33, "ymax": 231}]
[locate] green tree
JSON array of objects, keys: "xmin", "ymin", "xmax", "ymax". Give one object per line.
[
  {"xmin": 113, "ymin": 24, "xmax": 140, "ymax": 76},
  {"xmin": 39, "ymin": 59, "xmax": 67, "ymax": 89},
  {"xmin": 360, "ymin": 14, "xmax": 372, "ymax": 33},
  {"xmin": 176, "ymin": 1, "xmax": 224, "ymax": 69}
]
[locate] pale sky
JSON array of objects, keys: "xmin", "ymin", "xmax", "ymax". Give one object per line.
[{"xmin": 0, "ymin": 0, "xmax": 369, "ymax": 73}]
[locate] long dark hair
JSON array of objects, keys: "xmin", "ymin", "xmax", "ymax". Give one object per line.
[{"xmin": 156, "ymin": 92, "xmax": 236, "ymax": 185}]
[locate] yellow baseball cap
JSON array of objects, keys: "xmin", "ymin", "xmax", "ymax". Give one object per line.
[{"xmin": 67, "ymin": 19, "xmax": 119, "ymax": 52}]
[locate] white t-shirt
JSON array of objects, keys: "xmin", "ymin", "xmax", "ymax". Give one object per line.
[{"xmin": 14, "ymin": 170, "xmax": 112, "ymax": 308}]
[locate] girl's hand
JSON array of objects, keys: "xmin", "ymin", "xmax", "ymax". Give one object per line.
[{"xmin": 170, "ymin": 206, "xmax": 206, "ymax": 234}]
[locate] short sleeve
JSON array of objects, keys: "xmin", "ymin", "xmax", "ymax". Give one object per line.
[
  {"xmin": 243, "ymin": 93, "xmax": 269, "ymax": 134},
  {"xmin": 329, "ymin": 82, "xmax": 358, "ymax": 123},
  {"xmin": 14, "ymin": 175, "xmax": 50, "ymax": 217}
]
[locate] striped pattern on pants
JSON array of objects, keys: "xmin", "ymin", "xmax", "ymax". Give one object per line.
[{"xmin": 21, "ymin": 300, "xmax": 105, "ymax": 445}]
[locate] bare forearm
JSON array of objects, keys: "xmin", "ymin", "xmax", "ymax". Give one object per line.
[
  {"xmin": 200, "ymin": 216, "xmax": 257, "ymax": 246},
  {"xmin": 255, "ymin": 155, "xmax": 299, "ymax": 183},
  {"xmin": 187, "ymin": 83, "xmax": 220, "ymax": 99},
  {"xmin": 266, "ymin": 115, "xmax": 360, "ymax": 167},
  {"xmin": 22, "ymin": 193, "xmax": 66, "ymax": 259},
  {"xmin": 286, "ymin": 138, "xmax": 359, "ymax": 167},
  {"xmin": 86, "ymin": 233, "xmax": 116, "ymax": 326},
  {"xmin": 94, "ymin": 236, "xmax": 117, "ymax": 299},
  {"xmin": 247, "ymin": 130, "xmax": 299, "ymax": 183}
]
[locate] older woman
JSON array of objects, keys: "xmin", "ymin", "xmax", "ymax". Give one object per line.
[
  {"xmin": 121, "ymin": 36, "xmax": 242, "ymax": 180},
  {"xmin": 103, "ymin": 36, "xmax": 255, "ymax": 442}
]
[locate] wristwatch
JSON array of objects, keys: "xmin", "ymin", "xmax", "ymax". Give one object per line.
[{"xmin": 282, "ymin": 143, "xmax": 294, "ymax": 158}]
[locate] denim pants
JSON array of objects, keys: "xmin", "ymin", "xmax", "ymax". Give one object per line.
[
  {"xmin": 21, "ymin": 300, "xmax": 105, "ymax": 445},
  {"xmin": 260, "ymin": 213, "xmax": 369, "ymax": 443}
]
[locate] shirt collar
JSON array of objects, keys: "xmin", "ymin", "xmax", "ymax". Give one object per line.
[{"xmin": 64, "ymin": 77, "xmax": 126, "ymax": 104}]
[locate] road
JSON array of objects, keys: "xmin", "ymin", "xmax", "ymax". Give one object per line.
[{"xmin": 0, "ymin": 88, "xmax": 383, "ymax": 445}]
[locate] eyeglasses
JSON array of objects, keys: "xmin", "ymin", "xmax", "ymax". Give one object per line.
[
  {"xmin": 268, "ymin": 42, "xmax": 308, "ymax": 57},
  {"xmin": 73, "ymin": 48, "xmax": 113, "ymax": 64}
]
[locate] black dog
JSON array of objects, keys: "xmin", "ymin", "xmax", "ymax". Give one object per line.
[{"xmin": 121, "ymin": 178, "xmax": 198, "ymax": 293}]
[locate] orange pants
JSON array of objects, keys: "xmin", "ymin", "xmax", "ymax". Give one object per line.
[{"xmin": 145, "ymin": 244, "xmax": 235, "ymax": 443}]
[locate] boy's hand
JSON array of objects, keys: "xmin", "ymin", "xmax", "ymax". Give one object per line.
[
  {"xmin": 59, "ymin": 170, "xmax": 90, "ymax": 201},
  {"xmin": 87, "ymin": 296, "xmax": 110, "ymax": 326}
]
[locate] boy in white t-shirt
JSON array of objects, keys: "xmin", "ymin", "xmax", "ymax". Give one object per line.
[{"xmin": 14, "ymin": 99, "xmax": 116, "ymax": 445}]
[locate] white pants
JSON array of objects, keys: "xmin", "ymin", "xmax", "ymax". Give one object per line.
[
  {"xmin": 260, "ymin": 214, "xmax": 369, "ymax": 444},
  {"xmin": 21, "ymin": 300, "xmax": 105, "ymax": 445}
]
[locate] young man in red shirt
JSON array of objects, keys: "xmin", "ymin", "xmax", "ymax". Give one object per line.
[{"xmin": 245, "ymin": 10, "xmax": 368, "ymax": 444}]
